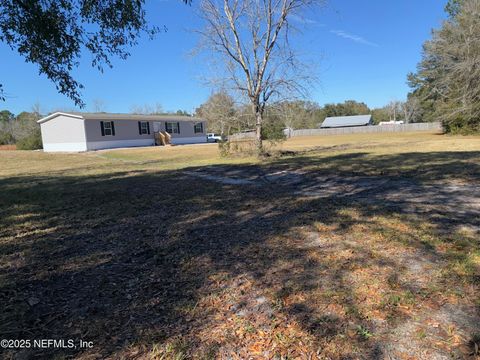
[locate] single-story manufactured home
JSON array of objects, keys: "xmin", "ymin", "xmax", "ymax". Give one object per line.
[
  {"xmin": 320, "ymin": 115, "xmax": 373, "ymax": 128},
  {"xmin": 38, "ymin": 112, "xmax": 207, "ymax": 152}
]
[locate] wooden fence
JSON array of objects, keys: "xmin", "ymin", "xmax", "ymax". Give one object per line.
[
  {"xmin": 229, "ymin": 131, "xmax": 256, "ymax": 140},
  {"xmin": 290, "ymin": 122, "xmax": 443, "ymax": 137},
  {"xmin": 228, "ymin": 122, "xmax": 443, "ymax": 140}
]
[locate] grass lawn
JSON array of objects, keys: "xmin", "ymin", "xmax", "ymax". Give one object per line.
[{"xmin": 1, "ymin": 132, "xmax": 479, "ymax": 359}]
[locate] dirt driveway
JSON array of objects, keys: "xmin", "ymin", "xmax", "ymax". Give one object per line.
[{"xmin": 185, "ymin": 163, "xmax": 480, "ymax": 232}]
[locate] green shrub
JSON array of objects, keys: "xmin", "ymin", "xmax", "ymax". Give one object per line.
[
  {"xmin": 261, "ymin": 121, "xmax": 286, "ymax": 141},
  {"xmin": 16, "ymin": 129, "xmax": 43, "ymax": 150},
  {"xmin": 443, "ymin": 117, "xmax": 480, "ymax": 135},
  {"xmin": 0, "ymin": 131, "xmax": 15, "ymax": 145}
]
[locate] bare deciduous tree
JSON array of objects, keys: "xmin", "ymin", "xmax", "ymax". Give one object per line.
[
  {"xmin": 387, "ymin": 100, "xmax": 402, "ymax": 122},
  {"xmin": 196, "ymin": 91, "xmax": 237, "ymax": 135},
  {"xmin": 92, "ymin": 99, "xmax": 107, "ymax": 113},
  {"xmin": 402, "ymin": 97, "xmax": 421, "ymax": 123},
  {"xmin": 196, "ymin": 0, "xmax": 320, "ymax": 153},
  {"xmin": 130, "ymin": 103, "xmax": 164, "ymax": 115}
]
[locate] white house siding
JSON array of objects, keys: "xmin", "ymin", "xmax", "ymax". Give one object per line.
[
  {"xmin": 87, "ymin": 139, "xmax": 155, "ymax": 151},
  {"xmin": 43, "ymin": 142, "xmax": 88, "ymax": 152},
  {"xmin": 171, "ymin": 136, "xmax": 207, "ymax": 145},
  {"xmin": 40, "ymin": 115, "xmax": 87, "ymax": 152}
]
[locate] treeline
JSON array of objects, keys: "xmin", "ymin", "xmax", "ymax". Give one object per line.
[
  {"xmin": 0, "ymin": 109, "xmax": 43, "ymax": 149},
  {"xmin": 407, "ymin": 0, "xmax": 480, "ymax": 134},
  {"xmin": 195, "ymin": 92, "xmax": 419, "ymax": 136},
  {"xmin": 128, "ymin": 103, "xmax": 191, "ymax": 116}
]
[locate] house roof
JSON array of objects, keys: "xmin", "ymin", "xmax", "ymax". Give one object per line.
[
  {"xmin": 321, "ymin": 115, "xmax": 372, "ymax": 128},
  {"xmin": 38, "ymin": 112, "xmax": 203, "ymax": 124}
]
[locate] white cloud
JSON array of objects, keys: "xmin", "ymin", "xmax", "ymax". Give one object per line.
[
  {"xmin": 330, "ymin": 29, "xmax": 379, "ymax": 47},
  {"xmin": 290, "ymin": 14, "xmax": 325, "ymax": 26}
]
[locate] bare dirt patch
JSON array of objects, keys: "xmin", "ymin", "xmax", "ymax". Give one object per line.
[{"xmin": 184, "ymin": 165, "xmax": 480, "ymax": 232}]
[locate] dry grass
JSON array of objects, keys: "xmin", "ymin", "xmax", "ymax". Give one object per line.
[
  {"xmin": 0, "ymin": 132, "xmax": 479, "ymax": 359},
  {"xmin": 2, "ymin": 132, "xmax": 478, "ymax": 178},
  {"xmin": 280, "ymin": 132, "xmax": 480, "ymax": 153}
]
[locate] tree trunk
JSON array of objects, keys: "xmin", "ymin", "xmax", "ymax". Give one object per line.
[{"xmin": 254, "ymin": 105, "xmax": 263, "ymax": 155}]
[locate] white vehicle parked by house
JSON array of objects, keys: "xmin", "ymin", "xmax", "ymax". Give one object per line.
[{"xmin": 207, "ymin": 133, "xmax": 223, "ymax": 142}]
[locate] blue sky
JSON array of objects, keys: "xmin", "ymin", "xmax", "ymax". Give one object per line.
[{"xmin": 0, "ymin": 0, "xmax": 447, "ymax": 115}]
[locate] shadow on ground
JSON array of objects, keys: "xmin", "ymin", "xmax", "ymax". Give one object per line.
[{"xmin": 0, "ymin": 151, "xmax": 479, "ymax": 358}]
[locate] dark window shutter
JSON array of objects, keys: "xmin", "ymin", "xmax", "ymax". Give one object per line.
[
  {"xmin": 147, "ymin": 122, "xmax": 150, "ymax": 134},
  {"xmin": 138, "ymin": 121, "xmax": 142, "ymax": 135},
  {"xmin": 177, "ymin": 122, "xmax": 180, "ymax": 133},
  {"xmin": 100, "ymin": 121, "xmax": 105, "ymax": 136},
  {"xmin": 111, "ymin": 121, "xmax": 115, "ymax": 136}
]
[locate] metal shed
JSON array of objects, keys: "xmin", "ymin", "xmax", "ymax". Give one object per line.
[{"xmin": 320, "ymin": 115, "xmax": 373, "ymax": 128}]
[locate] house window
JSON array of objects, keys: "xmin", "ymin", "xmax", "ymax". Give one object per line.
[
  {"xmin": 165, "ymin": 122, "xmax": 180, "ymax": 134},
  {"xmin": 138, "ymin": 121, "xmax": 150, "ymax": 135},
  {"xmin": 101, "ymin": 121, "xmax": 115, "ymax": 136},
  {"xmin": 194, "ymin": 122, "xmax": 203, "ymax": 134}
]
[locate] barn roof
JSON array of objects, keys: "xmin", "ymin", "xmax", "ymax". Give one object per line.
[{"xmin": 321, "ymin": 115, "xmax": 372, "ymax": 128}]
